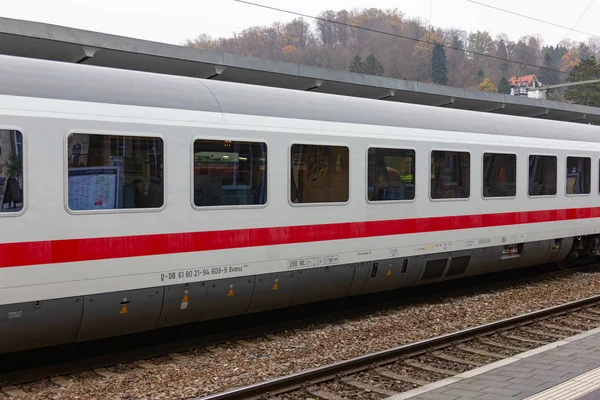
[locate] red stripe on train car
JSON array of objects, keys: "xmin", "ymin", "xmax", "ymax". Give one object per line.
[{"xmin": 1, "ymin": 206, "xmax": 600, "ymax": 268}]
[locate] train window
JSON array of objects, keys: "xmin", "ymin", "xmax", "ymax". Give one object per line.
[
  {"xmin": 528, "ymin": 155, "xmax": 557, "ymax": 196},
  {"xmin": 430, "ymin": 151, "xmax": 470, "ymax": 199},
  {"xmin": 483, "ymin": 153, "xmax": 517, "ymax": 198},
  {"xmin": 291, "ymin": 144, "xmax": 349, "ymax": 204},
  {"xmin": 193, "ymin": 139, "xmax": 267, "ymax": 207},
  {"xmin": 566, "ymin": 156, "xmax": 591, "ymax": 195},
  {"xmin": 67, "ymin": 133, "xmax": 164, "ymax": 211},
  {"xmin": 367, "ymin": 148, "xmax": 415, "ymax": 201},
  {"xmin": 0, "ymin": 130, "xmax": 24, "ymax": 213}
]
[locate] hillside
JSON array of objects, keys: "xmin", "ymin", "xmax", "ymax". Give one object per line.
[{"xmin": 185, "ymin": 8, "xmax": 600, "ymax": 104}]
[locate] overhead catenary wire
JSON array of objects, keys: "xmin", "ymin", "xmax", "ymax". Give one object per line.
[
  {"xmin": 466, "ymin": 0, "xmax": 599, "ymax": 39},
  {"xmin": 233, "ymin": 0, "xmax": 571, "ymax": 76},
  {"xmin": 539, "ymin": 0, "xmax": 595, "ymax": 77}
]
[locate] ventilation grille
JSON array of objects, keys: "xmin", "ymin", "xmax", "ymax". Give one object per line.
[
  {"xmin": 422, "ymin": 259, "xmax": 447, "ymax": 280},
  {"xmin": 446, "ymin": 256, "xmax": 471, "ymax": 276}
]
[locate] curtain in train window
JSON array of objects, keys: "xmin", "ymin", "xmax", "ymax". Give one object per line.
[
  {"xmin": 67, "ymin": 134, "xmax": 164, "ymax": 211},
  {"xmin": 367, "ymin": 148, "xmax": 415, "ymax": 201},
  {"xmin": 528, "ymin": 155, "xmax": 557, "ymax": 196},
  {"xmin": 483, "ymin": 153, "xmax": 517, "ymax": 198},
  {"xmin": 290, "ymin": 144, "xmax": 349, "ymax": 204},
  {"xmin": 193, "ymin": 140, "xmax": 267, "ymax": 207},
  {"xmin": 566, "ymin": 156, "xmax": 590, "ymax": 195},
  {"xmin": 430, "ymin": 151, "xmax": 470, "ymax": 199},
  {"xmin": 0, "ymin": 130, "xmax": 24, "ymax": 213}
]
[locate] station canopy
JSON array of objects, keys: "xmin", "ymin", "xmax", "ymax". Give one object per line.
[{"xmin": 1, "ymin": 16, "xmax": 599, "ymax": 125}]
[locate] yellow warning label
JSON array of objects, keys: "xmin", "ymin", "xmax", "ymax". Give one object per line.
[
  {"xmin": 180, "ymin": 293, "xmax": 189, "ymax": 310},
  {"xmin": 272, "ymin": 282, "xmax": 279, "ymax": 290},
  {"xmin": 227, "ymin": 288, "xmax": 234, "ymax": 297},
  {"xmin": 386, "ymin": 268, "xmax": 392, "ymax": 276},
  {"xmin": 120, "ymin": 305, "xmax": 128, "ymax": 314}
]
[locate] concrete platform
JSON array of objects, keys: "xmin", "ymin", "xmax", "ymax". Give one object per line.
[{"xmin": 385, "ymin": 327, "xmax": 600, "ymax": 400}]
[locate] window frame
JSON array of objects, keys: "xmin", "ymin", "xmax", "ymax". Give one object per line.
[
  {"xmin": 565, "ymin": 155, "xmax": 591, "ymax": 197},
  {"xmin": 0, "ymin": 126, "xmax": 26, "ymax": 217},
  {"xmin": 190, "ymin": 134, "xmax": 270, "ymax": 211},
  {"xmin": 64, "ymin": 129, "xmax": 167, "ymax": 215},
  {"xmin": 526, "ymin": 153, "xmax": 558, "ymax": 199},
  {"xmin": 429, "ymin": 148, "xmax": 471, "ymax": 202},
  {"xmin": 288, "ymin": 140, "xmax": 351, "ymax": 207},
  {"xmin": 365, "ymin": 145, "xmax": 417, "ymax": 204},
  {"xmin": 481, "ymin": 151, "xmax": 517, "ymax": 200}
]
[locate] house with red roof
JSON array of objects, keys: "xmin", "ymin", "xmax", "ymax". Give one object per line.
[{"xmin": 508, "ymin": 74, "xmax": 543, "ymax": 97}]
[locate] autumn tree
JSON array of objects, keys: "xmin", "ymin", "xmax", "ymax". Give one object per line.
[
  {"xmin": 431, "ymin": 43, "xmax": 448, "ymax": 85},
  {"xmin": 412, "ymin": 33, "xmax": 441, "ymax": 81},
  {"xmin": 561, "ymin": 50, "xmax": 581, "ymax": 73},
  {"xmin": 468, "ymin": 31, "xmax": 494, "ymax": 68},
  {"xmin": 565, "ymin": 56, "xmax": 600, "ymax": 106},
  {"xmin": 498, "ymin": 76, "xmax": 510, "ymax": 94},
  {"xmin": 316, "ymin": 10, "xmax": 337, "ymax": 46},
  {"xmin": 478, "ymin": 77, "xmax": 497, "ymax": 92}
]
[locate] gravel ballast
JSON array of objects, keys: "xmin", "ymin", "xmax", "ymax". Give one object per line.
[{"xmin": 8, "ymin": 270, "xmax": 600, "ymax": 400}]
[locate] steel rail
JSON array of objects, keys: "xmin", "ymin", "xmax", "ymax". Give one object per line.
[{"xmin": 197, "ymin": 294, "xmax": 600, "ymax": 400}]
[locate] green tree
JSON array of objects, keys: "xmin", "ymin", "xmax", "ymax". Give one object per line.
[
  {"xmin": 565, "ymin": 56, "xmax": 600, "ymax": 106},
  {"xmin": 498, "ymin": 76, "xmax": 511, "ymax": 94},
  {"xmin": 538, "ymin": 45, "xmax": 567, "ymax": 85},
  {"xmin": 496, "ymin": 39, "xmax": 509, "ymax": 73},
  {"xmin": 349, "ymin": 55, "xmax": 364, "ymax": 73},
  {"xmin": 364, "ymin": 54, "xmax": 384, "ymax": 76},
  {"xmin": 431, "ymin": 43, "xmax": 448, "ymax": 85}
]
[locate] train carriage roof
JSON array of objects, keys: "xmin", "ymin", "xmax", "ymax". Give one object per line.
[{"xmin": 1, "ymin": 54, "xmax": 600, "ymax": 142}]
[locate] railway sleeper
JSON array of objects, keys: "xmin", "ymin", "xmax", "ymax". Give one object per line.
[
  {"xmin": 403, "ymin": 359, "xmax": 460, "ymax": 376},
  {"xmin": 374, "ymin": 368, "xmax": 429, "ymax": 386},
  {"xmin": 456, "ymin": 344, "xmax": 507, "ymax": 359},
  {"xmin": 431, "ymin": 351, "xmax": 485, "ymax": 366},
  {"xmin": 341, "ymin": 377, "xmax": 399, "ymax": 396},
  {"xmin": 478, "ymin": 338, "xmax": 530, "ymax": 352},
  {"xmin": 538, "ymin": 322, "xmax": 585, "ymax": 333},
  {"xmin": 520, "ymin": 327, "xmax": 567, "ymax": 339},
  {"xmin": 501, "ymin": 333, "xmax": 550, "ymax": 345},
  {"xmin": 573, "ymin": 312, "xmax": 600, "ymax": 322},
  {"xmin": 306, "ymin": 387, "xmax": 346, "ymax": 400}
]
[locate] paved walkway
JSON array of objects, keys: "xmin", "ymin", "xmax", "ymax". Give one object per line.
[{"xmin": 385, "ymin": 327, "xmax": 600, "ymax": 400}]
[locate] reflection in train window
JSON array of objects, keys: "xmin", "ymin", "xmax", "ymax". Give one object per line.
[
  {"xmin": 430, "ymin": 151, "xmax": 470, "ymax": 199},
  {"xmin": 367, "ymin": 147, "xmax": 415, "ymax": 201},
  {"xmin": 0, "ymin": 130, "xmax": 24, "ymax": 213},
  {"xmin": 193, "ymin": 140, "xmax": 267, "ymax": 207},
  {"xmin": 483, "ymin": 153, "xmax": 516, "ymax": 198},
  {"xmin": 67, "ymin": 134, "xmax": 164, "ymax": 211},
  {"xmin": 291, "ymin": 144, "xmax": 349, "ymax": 204},
  {"xmin": 528, "ymin": 155, "xmax": 557, "ymax": 196},
  {"xmin": 566, "ymin": 156, "xmax": 591, "ymax": 195}
]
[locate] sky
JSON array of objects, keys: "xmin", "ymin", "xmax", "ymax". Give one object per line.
[{"xmin": 1, "ymin": 0, "xmax": 598, "ymax": 47}]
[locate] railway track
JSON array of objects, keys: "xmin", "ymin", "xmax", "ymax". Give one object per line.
[
  {"xmin": 198, "ymin": 294, "xmax": 600, "ymax": 400},
  {"xmin": 0, "ymin": 263, "xmax": 596, "ymax": 392}
]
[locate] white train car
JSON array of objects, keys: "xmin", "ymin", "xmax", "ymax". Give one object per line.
[{"xmin": 1, "ymin": 54, "xmax": 600, "ymax": 354}]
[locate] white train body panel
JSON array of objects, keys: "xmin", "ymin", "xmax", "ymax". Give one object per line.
[{"xmin": 1, "ymin": 55, "xmax": 600, "ymax": 353}]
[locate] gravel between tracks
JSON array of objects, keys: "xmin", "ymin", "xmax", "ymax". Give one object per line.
[{"xmin": 9, "ymin": 270, "xmax": 600, "ymax": 400}]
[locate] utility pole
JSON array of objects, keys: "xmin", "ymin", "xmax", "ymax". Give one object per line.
[{"xmin": 529, "ymin": 79, "xmax": 600, "ymax": 100}]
